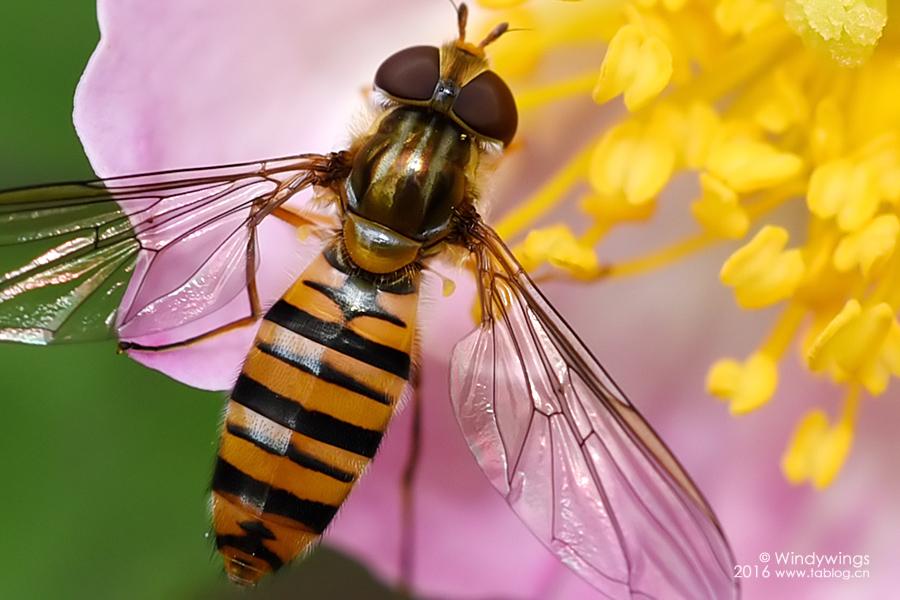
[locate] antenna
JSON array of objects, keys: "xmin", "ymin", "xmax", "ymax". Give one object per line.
[
  {"xmin": 451, "ymin": 1, "xmax": 516, "ymax": 54},
  {"xmin": 479, "ymin": 22, "xmax": 510, "ymax": 48},
  {"xmin": 456, "ymin": 2, "xmax": 469, "ymax": 43}
]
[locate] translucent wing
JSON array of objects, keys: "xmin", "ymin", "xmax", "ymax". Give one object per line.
[
  {"xmin": 0, "ymin": 153, "xmax": 345, "ymax": 345},
  {"xmin": 449, "ymin": 224, "xmax": 738, "ymax": 600}
]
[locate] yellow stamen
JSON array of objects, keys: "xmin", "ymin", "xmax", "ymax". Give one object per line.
[
  {"xmin": 478, "ymin": 0, "xmax": 900, "ymax": 489},
  {"xmin": 807, "ymin": 299, "xmax": 900, "ymax": 395},
  {"xmin": 589, "ymin": 118, "xmax": 677, "ymax": 205},
  {"xmin": 808, "ymin": 158, "xmax": 882, "ymax": 232},
  {"xmin": 513, "ymin": 224, "xmax": 601, "ymax": 279},
  {"xmin": 809, "ymin": 95, "xmax": 845, "ymax": 164},
  {"xmin": 594, "ymin": 24, "xmax": 673, "ymax": 110},
  {"xmin": 690, "ymin": 173, "xmax": 749, "ymax": 239},
  {"xmin": 607, "ymin": 233, "xmax": 716, "ymax": 278},
  {"xmin": 762, "ymin": 302, "xmax": 808, "ymax": 358},
  {"xmin": 875, "ymin": 252, "xmax": 900, "ymax": 309},
  {"xmin": 578, "ymin": 221, "xmax": 612, "ymax": 246},
  {"xmin": 664, "ymin": 24, "xmax": 794, "ymax": 106},
  {"xmin": 516, "ymin": 71, "xmax": 600, "ymax": 112},
  {"xmin": 706, "ymin": 137, "xmax": 805, "ymax": 194},
  {"xmin": 598, "ymin": 188, "xmax": 798, "ymax": 280},
  {"xmin": 833, "ymin": 213, "xmax": 899, "ymax": 277},
  {"xmin": 707, "ymin": 353, "xmax": 779, "ymax": 414},
  {"xmin": 781, "ymin": 386, "xmax": 857, "ymax": 488},
  {"xmin": 715, "ymin": 0, "xmax": 780, "ymax": 37},
  {"xmin": 720, "ymin": 226, "xmax": 806, "ymax": 309},
  {"xmin": 495, "ymin": 144, "xmax": 593, "ymax": 239},
  {"xmin": 707, "ymin": 303, "xmax": 805, "ymax": 414},
  {"xmin": 496, "ymin": 24, "xmax": 797, "ymax": 244}
]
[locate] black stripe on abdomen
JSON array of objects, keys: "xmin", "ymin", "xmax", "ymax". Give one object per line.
[
  {"xmin": 231, "ymin": 374, "xmax": 383, "ymax": 458},
  {"xmin": 256, "ymin": 340, "xmax": 391, "ymax": 406},
  {"xmin": 216, "ymin": 521, "xmax": 284, "ymax": 571},
  {"xmin": 212, "ymin": 459, "xmax": 338, "ymax": 534},
  {"xmin": 225, "ymin": 421, "xmax": 355, "ymax": 483},
  {"xmin": 303, "ymin": 279, "xmax": 407, "ymax": 327},
  {"xmin": 265, "ymin": 300, "xmax": 410, "ymax": 379}
]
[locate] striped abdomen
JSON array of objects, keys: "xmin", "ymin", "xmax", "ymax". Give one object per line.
[{"xmin": 211, "ymin": 245, "xmax": 418, "ymax": 584}]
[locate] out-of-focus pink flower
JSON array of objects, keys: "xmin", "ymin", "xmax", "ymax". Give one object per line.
[
  {"xmin": 74, "ymin": 0, "xmax": 446, "ymax": 389},
  {"xmin": 73, "ymin": 1, "xmax": 900, "ymax": 598}
]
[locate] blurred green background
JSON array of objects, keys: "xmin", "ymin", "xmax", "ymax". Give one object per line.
[{"xmin": 0, "ymin": 3, "xmax": 402, "ymax": 599}]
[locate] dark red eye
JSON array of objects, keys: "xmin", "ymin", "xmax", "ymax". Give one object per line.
[
  {"xmin": 452, "ymin": 70, "xmax": 518, "ymax": 145},
  {"xmin": 374, "ymin": 46, "xmax": 441, "ymax": 102}
]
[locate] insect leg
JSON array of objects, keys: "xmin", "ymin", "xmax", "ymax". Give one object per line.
[
  {"xmin": 270, "ymin": 205, "xmax": 336, "ymax": 237},
  {"xmin": 271, "ymin": 206, "xmax": 315, "ymax": 228},
  {"xmin": 245, "ymin": 226, "xmax": 262, "ymax": 316},
  {"xmin": 117, "ymin": 314, "xmax": 259, "ymax": 353},
  {"xmin": 398, "ymin": 369, "xmax": 423, "ymax": 594}
]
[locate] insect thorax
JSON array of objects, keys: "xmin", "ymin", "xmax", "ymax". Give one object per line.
[{"xmin": 342, "ymin": 106, "xmax": 476, "ymax": 274}]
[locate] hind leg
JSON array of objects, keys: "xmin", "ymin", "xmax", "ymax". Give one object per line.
[{"xmin": 397, "ymin": 370, "xmax": 423, "ymax": 595}]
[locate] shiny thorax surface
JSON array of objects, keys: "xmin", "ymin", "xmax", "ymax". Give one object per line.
[
  {"xmin": 212, "ymin": 245, "xmax": 419, "ymax": 584},
  {"xmin": 342, "ymin": 107, "xmax": 476, "ymax": 273},
  {"xmin": 348, "ymin": 106, "xmax": 475, "ymax": 242}
]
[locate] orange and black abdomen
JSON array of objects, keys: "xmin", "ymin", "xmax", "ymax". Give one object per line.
[{"xmin": 211, "ymin": 244, "xmax": 419, "ymax": 584}]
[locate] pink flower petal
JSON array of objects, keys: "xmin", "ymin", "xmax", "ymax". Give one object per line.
[{"xmin": 74, "ymin": 0, "xmax": 446, "ymax": 389}]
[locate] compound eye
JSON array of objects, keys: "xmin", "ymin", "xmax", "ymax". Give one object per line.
[
  {"xmin": 374, "ymin": 46, "xmax": 441, "ymax": 102},
  {"xmin": 452, "ymin": 70, "xmax": 518, "ymax": 145}
]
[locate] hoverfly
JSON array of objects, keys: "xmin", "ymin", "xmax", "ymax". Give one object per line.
[{"xmin": 0, "ymin": 4, "xmax": 738, "ymax": 598}]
